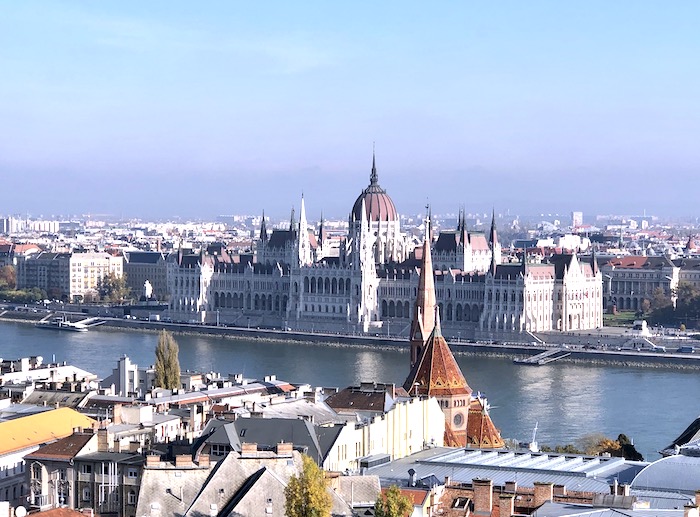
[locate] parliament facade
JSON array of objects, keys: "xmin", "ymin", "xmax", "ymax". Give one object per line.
[{"xmin": 168, "ymin": 156, "xmax": 603, "ymax": 338}]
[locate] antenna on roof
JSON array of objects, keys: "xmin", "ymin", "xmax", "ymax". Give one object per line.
[{"xmin": 529, "ymin": 421, "xmax": 539, "ymax": 452}]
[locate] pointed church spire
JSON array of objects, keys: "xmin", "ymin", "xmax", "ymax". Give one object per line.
[
  {"xmin": 425, "ymin": 203, "xmax": 433, "ymax": 243},
  {"xmin": 370, "ymin": 146, "xmax": 378, "ymax": 186},
  {"xmin": 489, "ymin": 208, "xmax": 498, "ymax": 246},
  {"xmin": 289, "ymin": 206, "xmax": 296, "ymax": 233},
  {"xmin": 408, "ymin": 228, "xmax": 437, "ymax": 367},
  {"xmin": 297, "ymin": 195, "xmax": 311, "ymax": 266},
  {"xmin": 259, "ymin": 210, "xmax": 268, "ymax": 243},
  {"xmin": 590, "ymin": 245, "xmax": 599, "ymax": 275},
  {"xmin": 490, "ymin": 246, "xmax": 498, "ymax": 275}
]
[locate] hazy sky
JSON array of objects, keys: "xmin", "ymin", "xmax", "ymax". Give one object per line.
[{"xmin": 2, "ymin": 2, "xmax": 699, "ymax": 221}]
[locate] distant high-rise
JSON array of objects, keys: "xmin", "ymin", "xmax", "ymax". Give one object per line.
[{"xmin": 572, "ymin": 211, "xmax": 583, "ymax": 227}]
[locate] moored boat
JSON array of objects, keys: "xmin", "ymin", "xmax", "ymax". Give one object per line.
[{"xmin": 36, "ymin": 316, "xmax": 88, "ymax": 332}]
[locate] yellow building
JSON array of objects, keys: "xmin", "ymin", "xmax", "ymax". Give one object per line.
[{"xmin": 0, "ymin": 407, "xmax": 95, "ymax": 508}]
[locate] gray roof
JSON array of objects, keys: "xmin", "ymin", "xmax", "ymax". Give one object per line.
[
  {"xmin": 205, "ymin": 418, "xmax": 327, "ymax": 464},
  {"xmin": 366, "ymin": 447, "xmax": 646, "ymax": 494},
  {"xmin": 631, "ymin": 453, "xmax": 700, "ymax": 495},
  {"xmin": 135, "ymin": 450, "xmax": 353, "ymax": 517},
  {"xmin": 534, "ymin": 501, "xmax": 686, "ymax": 517},
  {"xmin": 257, "ymin": 398, "xmax": 345, "ymax": 426},
  {"xmin": 334, "ymin": 475, "xmax": 381, "ymax": 507}
]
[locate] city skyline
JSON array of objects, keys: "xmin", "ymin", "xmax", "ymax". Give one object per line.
[{"xmin": 2, "ymin": 2, "xmax": 699, "ymax": 219}]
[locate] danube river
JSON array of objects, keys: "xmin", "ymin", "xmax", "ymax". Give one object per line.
[{"xmin": 2, "ymin": 321, "xmax": 698, "ymax": 461}]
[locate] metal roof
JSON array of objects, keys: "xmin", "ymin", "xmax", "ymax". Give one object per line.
[{"xmin": 366, "ymin": 447, "xmax": 646, "ymax": 494}]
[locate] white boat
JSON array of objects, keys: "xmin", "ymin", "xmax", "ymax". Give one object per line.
[{"xmin": 36, "ymin": 316, "xmax": 89, "ymax": 332}]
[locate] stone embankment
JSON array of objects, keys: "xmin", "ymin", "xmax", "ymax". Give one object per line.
[{"xmin": 2, "ymin": 309, "xmax": 699, "ymax": 369}]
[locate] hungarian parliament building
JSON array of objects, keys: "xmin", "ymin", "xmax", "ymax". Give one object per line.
[{"xmin": 168, "ymin": 157, "xmax": 603, "ymax": 339}]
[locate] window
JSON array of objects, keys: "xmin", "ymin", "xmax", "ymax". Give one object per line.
[
  {"xmin": 128, "ymin": 490, "xmax": 137, "ymax": 505},
  {"xmin": 81, "ymin": 464, "xmax": 92, "ymax": 474},
  {"xmin": 127, "ymin": 468, "xmax": 138, "ymax": 479},
  {"xmin": 82, "ymin": 487, "xmax": 91, "ymax": 501}
]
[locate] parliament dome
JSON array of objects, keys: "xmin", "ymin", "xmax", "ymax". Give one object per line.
[{"xmin": 351, "ymin": 156, "xmax": 399, "ymax": 223}]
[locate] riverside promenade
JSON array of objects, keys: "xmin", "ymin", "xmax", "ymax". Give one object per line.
[{"xmin": 3, "ymin": 308, "xmax": 700, "ymax": 369}]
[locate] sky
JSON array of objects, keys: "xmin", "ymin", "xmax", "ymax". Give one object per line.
[{"xmin": 1, "ymin": 2, "xmax": 699, "ymax": 221}]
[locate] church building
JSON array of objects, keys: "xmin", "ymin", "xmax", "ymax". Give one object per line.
[{"xmin": 403, "ymin": 229, "xmax": 504, "ymax": 448}]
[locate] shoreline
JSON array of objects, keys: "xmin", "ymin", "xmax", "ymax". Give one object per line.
[{"xmin": 2, "ymin": 312, "xmax": 700, "ymax": 370}]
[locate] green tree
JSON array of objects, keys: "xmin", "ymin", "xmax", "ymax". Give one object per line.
[
  {"xmin": 617, "ymin": 433, "xmax": 644, "ymax": 461},
  {"xmin": 0, "ymin": 265, "xmax": 16, "ymax": 290},
  {"xmin": 375, "ymin": 485, "xmax": 413, "ymax": 517},
  {"xmin": 284, "ymin": 454, "xmax": 332, "ymax": 517},
  {"xmin": 98, "ymin": 272, "xmax": 131, "ymax": 303},
  {"xmin": 650, "ymin": 287, "xmax": 672, "ymax": 312},
  {"xmin": 154, "ymin": 330, "xmax": 181, "ymax": 390}
]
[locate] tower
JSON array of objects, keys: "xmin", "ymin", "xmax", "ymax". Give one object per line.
[
  {"xmin": 408, "ymin": 218, "xmax": 436, "ymax": 367},
  {"xmin": 297, "ymin": 195, "xmax": 312, "ymax": 267},
  {"xmin": 403, "ymin": 308, "xmax": 473, "ymax": 447},
  {"xmin": 489, "ymin": 208, "xmax": 502, "ymax": 266}
]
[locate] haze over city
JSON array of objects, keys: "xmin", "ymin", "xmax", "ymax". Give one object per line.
[{"xmin": 2, "ymin": 2, "xmax": 699, "ymax": 220}]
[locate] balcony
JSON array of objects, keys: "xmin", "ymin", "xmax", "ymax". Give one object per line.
[{"xmin": 30, "ymin": 494, "xmax": 50, "ymax": 508}]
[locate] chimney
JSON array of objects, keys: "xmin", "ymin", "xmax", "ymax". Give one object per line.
[
  {"xmin": 241, "ymin": 442, "xmax": 258, "ymax": 456},
  {"xmin": 175, "ymin": 454, "xmax": 192, "ymax": 467},
  {"xmin": 684, "ymin": 505, "xmax": 699, "ymax": 517},
  {"xmin": 198, "ymin": 454, "xmax": 210, "ymax": 468},
  {"xmin": 620, "ymin": 484, "xmax": 631, "ymax": 497},
  {"xmin": 113, "ymin": 403, "xmax": 123, "ymax": 425},
  {"xmin": 534, "ymin": 482, "xmax": 554, "ymax": 508},
  {"xmin": 504, "ymin": 481, "xmax": 517, "ymax": 493},
  {"xmin": 408, "ymin": 468, "xmax": 417, "ymax": 487},
  {"xmin": 276, "ymin": 442, "xmax": 293, "ymax": 456},
  {"xmin": 472, "ymin": 479, "xmax": 493, "ymax": 514},
  {"xmin": 146, "ymin": 454, "xmax": 160, "ymax": 468},
  {"xmin": 499, "ymin": 494, "xmax": 515, "ymax": 517},
  {"xmin": 97, "ymin": 428, "xmax": 110, "ymax": 452},
  {"xmin": 444, "ymin": 476, "xmax": 451, "ymax": 487}
]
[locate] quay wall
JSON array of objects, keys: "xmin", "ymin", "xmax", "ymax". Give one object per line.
[{"xmin": 2, "ymin": 310, "xmax": 700, "ymax": 369}]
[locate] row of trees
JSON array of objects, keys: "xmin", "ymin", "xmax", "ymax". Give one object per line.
[
  {"xmin": 0, "ymin": 266, "xmax": 132, "ymax": 304},
  {"xmin": 647, "ymin": 281, "xmax": 700, "ymax": 328},
  {"xmin": 0, "ymin": 265, "xmax": 46, "ymax": 302},
  {"xmin": 539, "ymin": 433, "xmax": 644, "ymax": 461}
]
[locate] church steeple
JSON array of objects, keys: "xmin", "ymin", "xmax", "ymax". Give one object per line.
[
  {"xmin": 408, "ymin": 220, "xmax": 437, "ymax": 367},
  {"xmin": 370, "ymin": 148, "xmax": 378, "ymax": 186},
  {"xmin": 297, "ymin": 195, "xmax": 312, "ymax": 266},
  {"xmin": 489, "ymin": 208, "xmax": 502, "ymax": 267},
  {"xmin": 289, "ymin": 206, "xmax": 296, "ymax": 234},
  {"xmin": 590, "ymin": 246, "xmax": 599, "ymax": 275},
  {"xmin": 259, "ymin": 210, "xmax": 268, "ymax": 243}
]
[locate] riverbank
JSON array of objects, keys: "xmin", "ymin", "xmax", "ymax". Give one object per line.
[{"xmin": 3, "ymin": 310, "xmax": 700, "ymax": 369}]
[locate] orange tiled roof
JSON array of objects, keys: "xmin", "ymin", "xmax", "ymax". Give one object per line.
[
  {"xmin": 404, "ymin": 323, "xmax": 472, "ymax": 398},
  {"xmin": 0, "ymin": 407, "xmax": 96, "ymax": 455},
  {"xmin": 466, "ymin": 399, "xmax": 505, "ymax": 448}
]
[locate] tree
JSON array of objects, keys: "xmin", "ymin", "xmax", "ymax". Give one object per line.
[
  {"xmin": 284, "ymin": 454, "xmax": 331, "ymax": 517},
  {"xmin": 98, "ymin": 272, "xmax": 131, "ymax": 303},
  {"xmin": 650, "ymin": 287, "xmax": 671, "ymax": 312},
  {"xmin": 154, "ymin": 330, "xmax": 181, "ymax": 390},
  {"xmin": 617, "ymin": 433, "xmax": 644, "ymax": 461},
  {"xmin": 0, "ymin": 265, "xmax": 16, "ymax": 290},
  {"xmin": 375, "ymin": 485, "xmax": 413, "ymax": 517}
]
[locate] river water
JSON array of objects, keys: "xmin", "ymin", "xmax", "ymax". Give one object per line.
[{"xmin": 2, "ymin": 320, "xmax": 698, "ymax": 461}]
